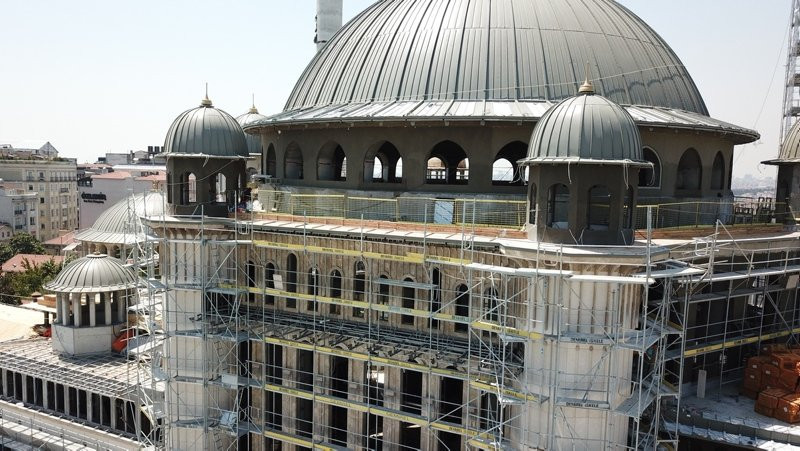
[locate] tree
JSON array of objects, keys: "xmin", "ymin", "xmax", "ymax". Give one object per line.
[
  {"xmin": 0, "ymin": 233, "xmax": 46, "ymax": 264},
  {"xmin": 0, "ymin": 257, "xmax": 63, "ymax": 305}
]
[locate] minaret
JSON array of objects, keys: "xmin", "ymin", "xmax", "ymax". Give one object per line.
[
  {"xmin": 783, "ymin": 0, "xmax": 800, "ymax": 141},
  {"xmin": 315, "ymin": 0, "xmax": 342, "ymax": 51}
]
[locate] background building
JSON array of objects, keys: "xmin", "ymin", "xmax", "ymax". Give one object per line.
[{"xmin": 0, "ymin": 158, "xmax": 78, "ymax": 241}]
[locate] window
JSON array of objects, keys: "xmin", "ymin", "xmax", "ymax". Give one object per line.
[
  {"xmin": 623, "ymin": 186, "xmax": 635, "ymax": 229},
  {"xmin": 265, "ymin": 144, "xmax": 277, "ymax": 177},
  {"xmin": 307, "ymin": 268, "xmax": 319, "ymax": 312},
  {"xmin": 454, "ymin": 284, "xmax": 469, "ymax": 333},
  {"xmin": 528, "ymin": 184, "xmax": 537, "ymax": 224},
  {"xmin": 587, "ymin": 185, "xmax": 611, "ymax": 231},
  {"xmin": 483, "ymin": 288, "xmax": 498, "ymax": 322},
  {"xmin": 711, "ymin": 152, "xmax": 725, "ymax": 190},
  {"xmin": 329, "ymin": 270, "xmax": 342, "ymax": 315},
  {"xmin": 317, "ymin": 142, "xmax": 347, "ymax": 181},
  {"xmin": 676, "ymin": 149, "xmax": 702, "ymax": 190},
  {"xmin": 377, "ymin": 275, "xmax": 389, "ymax": 321},
  {"xmin": 286, "ymin": 253, "xmax": 298, "ymax": 309},
  {"xmin": 638, "ymin": 148, "xmax": 661, "ymax": 188},
  {"xmin": 426, "ymin": 141, "xmax": 469, "ymax": 184},
  {"xmin": 284, "ymin": 142, "xmax": 303, "ymax": 180},
  {"xmin": 265, "ymin": 263, "xmax": 275, "ymax": 305},
  {"xmin": 492, "ymin": 141, "xmax": 527, "ymax": 186},
  {"xmin": 353, "ymin": 261, "xmax": 365, "ymax": 318},
  {"xmin": 401, "ymin": 278, "xmax": 415, "ymax": 325},
  {"xmin": 547, "ymin": 184, "xmax": 569, "ymax": 229},
  {"xmin": 182, "ymin": 173, "xmax": 197, "ymax": 203},
  {"xmin": 364, "ymin": 141, "xmax": 402, "ymax": 183}
]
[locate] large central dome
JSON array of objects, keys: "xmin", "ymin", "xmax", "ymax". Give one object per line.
[{"xmin": 285, "ymin": 0, "xmax": 707, "ymax": 115}]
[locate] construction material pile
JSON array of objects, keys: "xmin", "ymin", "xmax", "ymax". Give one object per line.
[{"xmin": 742, "ymin": 344, "xmax": 800, "ymax": 423}]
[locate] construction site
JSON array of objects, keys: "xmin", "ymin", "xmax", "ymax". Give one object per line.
[{"xmin": 4, "ymin": 0, "xmax": 800, "ymax": 450}]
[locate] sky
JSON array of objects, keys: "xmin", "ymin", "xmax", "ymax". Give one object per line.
[{"xmin": 0, "ymin": 0, "xmax": 790, "ymax": 178}]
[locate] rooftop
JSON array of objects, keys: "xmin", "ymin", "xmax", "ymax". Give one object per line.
[
  {"xmin": 91, "ymin": 171, "xmax": 132, "ymax": 180},
  {"xmin": 1, "ymin": 254, "xmax": 63, "ymax": 273}
]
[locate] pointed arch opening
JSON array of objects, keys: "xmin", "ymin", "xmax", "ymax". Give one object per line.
[
  {"xmin": 426, "ymin": 141, "xmax": 468, "ymax": 185},
  {"xmin": 587, "ymin": 185, "xmax": 611, "ymax": 231},
  {"xmin": 492, "ymin": 141, "xmax": 527, "ymax": 185},
  {"xmin": 266, "ymin": 144, "xmax": 277, "ymax": 177},
  {"xmin": 284, "ymin": 142, "xmax": 304, "ymax": 180},
  {"xmin": 182, "ymin": 173, "xmax": 197, "ymax": 204},
  {"xmin": 547, "ymin": 184, "xmax": 569, "ymax": 229},
  {"xmin": 676, "ymin": 148, "xmax": 702, "ymax": 191},
  {"xmin": 639, "ymin": 147, "xmax": 661, "ymax": 188},
  {"xmin": 364, "ymin": 141, "xmax": 402, "ymax": 183},
  {"xmin": 711, "ymin": 152, "xmax": 725, "ymax": 190},
  {"xmin": 317, "ymin": 142, "xmax": 347, "ymax": 181}
]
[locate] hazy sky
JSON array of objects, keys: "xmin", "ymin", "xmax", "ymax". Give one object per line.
[{"xmin": 0, "ymin": 1, "xmax": 789, "ymax": 178}]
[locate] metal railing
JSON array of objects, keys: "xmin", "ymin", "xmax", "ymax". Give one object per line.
[
  {"xmin": 254, "ymin": 190, "xmax": 785, "ymax": 231},
  {"xmin": 257, "ymin": 190, "xmax": 527, "ymax": 229}
]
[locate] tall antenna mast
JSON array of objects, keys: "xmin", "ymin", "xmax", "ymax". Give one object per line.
[{"xmin": 782, "ymin": 0, "xmax": 800, "ymax": 141}]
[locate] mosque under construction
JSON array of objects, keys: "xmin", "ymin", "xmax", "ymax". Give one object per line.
[{"xmin": 4, "ymin": 0, "xmax": 800, "ymax": 450}]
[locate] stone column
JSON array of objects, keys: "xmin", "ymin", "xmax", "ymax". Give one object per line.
[
  {"xmin": 42, "ymin": 381, "xmax": 49, "ymax": 409},
  {"xmin": 347, "ymin": 360, "xmax": 366, "ymax": 449},
  {"xmin": 117, "ymin": 290, "xmax": 127, "ymax": 323},
  {"xmin": 73, "ymin": 293, "xmax": 82, "ymax": 327},
  {"xmin": 104, "ymin": 293, "xmax": 112, "ymax": 326},
  {"xmin": 383, "ymin": 366, "xmax": 402, "ymax": 448},
  {"xmin": 89, "ymin": 293, "xmax": 97, "ymax": 327},
  {"xmin": 314, "ymin": 354, "xmax": 330, "ymax": 442},
  {"xmin": 110, "ymin": 397, "xmax": 117, "ymax": 430},
  {"xmin": 59, "ymin": 294, "xmax": 70, "ymax": 325}
]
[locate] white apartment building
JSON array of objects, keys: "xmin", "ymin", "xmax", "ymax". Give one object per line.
[
  {"xmin": 0, "ymin": 187, "xmax": 39, "ymax": 238},
  {"xmin": 0, "ymin": 159, "xmax": 78, "ymax": 241}
]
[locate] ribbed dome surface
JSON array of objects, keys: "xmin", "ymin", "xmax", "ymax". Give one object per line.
[
  {"xmin": 522, "ymin": 93, "xmax": 643, "ymax": 164},
  {"xmin": 285, "ymin": 0, "xmax": 707, "ymax": 115},
  {"xmin": 164, "ymin": 100, "xmax": 249, "ymax": 158},
  {"xmin": 44, "ymin": 253, "xmax": 138, "ymax": 294},
  {"xmin": 237, "ymin": 107, "xmax": 268, "ymax": 155},
  {"xmin": 75, "ymin": 192, "xmax": 165, "ymax": 245},
  {"xmin": 776, "ymin": 120, "xmax": 800, "ymax": 163}
]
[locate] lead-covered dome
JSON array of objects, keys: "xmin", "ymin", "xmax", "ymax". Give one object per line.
[
  {"xmin": 521, "ymin": 88, "xmax": 646, "ymax": 165},
  {"xmin": 237, "ymin": 105, "xmax": 268, "ymax": 155},
  {"xmin": 163, "ymin": 97, "xmax": 248, "ymax": 158},
  {"xmin": 285, "ymin": 0, "xmax": 707, "ymax": 115},
  {"xmin": 75, "ymin": 192, "xmax": 166, "ymax": 245},
  {"xmin": 765, "ymin": 120, "xmax": 800, "ymax": 165},
  {"xmin": 44, "ymin": 253, "xmax": 139, "ymax": 294}
]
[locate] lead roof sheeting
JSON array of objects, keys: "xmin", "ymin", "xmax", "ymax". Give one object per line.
[{"xmin": 283, "ymin": 0, "xmax": 708, "ymax": 116}]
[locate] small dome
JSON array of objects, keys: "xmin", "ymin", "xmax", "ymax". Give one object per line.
[
  {"xmin": 44, "ymin": 253, "xmax": 139, "ymax": 293},
  {"xmin": 236, "ymin": 105, "xmax": 268, "ymax": 155},
  {"xmin": 521, "ymin": 92, "xmax": 646, "ymax": 165},
  {"xmin": 163, "ymin": 97, "xmax": 249, "ymax": 159},
  {"xmin": 75, "ymin": 192, "xmax": 165, "ymax": 245},
  {"xmin": 765, "ymin": 120, "xmax": 800, "ymax": 165}
]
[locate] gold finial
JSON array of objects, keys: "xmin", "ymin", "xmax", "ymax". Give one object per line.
[
  {"xmin": 578, "ymin": 61, "xmax": 594, "ymax": 94},
  {"xmin": 249, "ymin": 94, "xmax": 258, "ymax": 114},
  {"xmin": 201, "ymin": 82, "xmax": 212, "ymax": 106}
]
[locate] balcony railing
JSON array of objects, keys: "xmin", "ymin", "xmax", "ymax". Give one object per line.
[{"xmin": 250, "ymin": 190, "xmax": 784, "ymax": 233}]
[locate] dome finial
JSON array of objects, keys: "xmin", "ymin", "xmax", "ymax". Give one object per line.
[
  {"xmin": 579, "ymin": 61, "xmax": 594, "ymax": 95},
  {"xmin": 249, "ymin": 93, "xmax": 258, "ymax": 114},
  {"xmin": 201, "ymin": 82, "xmax": 212, "ymax": 107}
]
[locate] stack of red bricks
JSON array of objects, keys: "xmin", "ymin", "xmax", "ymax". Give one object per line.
[{"xmin": 742, "ymin": 344, "xmax": 800, "ymax": 423}]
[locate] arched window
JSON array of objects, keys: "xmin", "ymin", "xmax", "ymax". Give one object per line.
[
  {"xmin": 676, "ymin": 148, "xmax": 702, "ymax": 190},
  {"xmin": 639, "ymin": 148, "xmax": 661, "ymax": 188},
  {"xmin": 246, "ymin": 260, "xmax": 256, "ymax": 303},
  {"xmin": 484, "ymin": 288, "xmax": 498, "ymax": 322},
  {"xmin": 182, "ymin": 173, "xmax": 197, "ymax": 204},
  {"xmin": 711, "ymin": 152, "xmax": 725, "ymax": 190},
  {"xmin": 330, "ymin": 269, "xmax": 342, "ymax": 315},
  {"xmin": 364, "ymin": 141, "xmax": 402, "ymax": 183},
  {"xmin": 547, "ymin": 184, "xmax": 569, "ymax": 229},
  {"xmin": 353, "ymin": 261, "xmax": 365, "ymax": 318},
  {"xmin": 454, "ymin": 284, "xmax": 469, "ymax": 333},
  {"xmin": 317, "ymin": 142, "xmax": 347, "ymax": 181},
  {"xmin": 587, "ymin": 185, "xmax": 611, "ymax": 231},
  {"xmin": 492, "ymin": 141, "xmax": 527, "ymax": 185},
  {"xmin": 307, "ymin": 268, "xmax": 319, "ymax": 311},
  {"xmin": 528, "ymin": 183, "xmax": 537, "ymax": 224},
  {"xmin": 401, "ymin": 278, "xmax": 415, "ymax": 325},
  {"xmin": 214, "ymin": 173, "xmax": 227, "ymax": 203},
  {"xmin": 284, "ymin": 142, "xmax": 303, "ymax": 180},
  {"xmin": 624, "ymin": 186, "xmax": 635, "ymax": 229},
  {"xmin": 426, "ymin": 141, "xmax": 468, "ymax": 184},
  {"xmin": 266, "ymin": 144, "xmax": 277, "ymax": 177},
  {"xmin": 286, "ymin": 253, "xmax": 298, "ymax": 308},
  {"xmin": 431, "ymin": 268, "xmax": 441, "ymax": 329},
  {"xmin": 378, "ymin": 275, "xmax": 389, "ymax": 322},
  {"xmin": 265, "ymin": 263, "xmax": 276, "ymax": 305}
]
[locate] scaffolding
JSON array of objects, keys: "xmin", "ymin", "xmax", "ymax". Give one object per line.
[
  {"xmin": 784, "ymin": 0, "xmax": 800, "ymax": 141},
  {"xmin": 148, "ymin": 199, "xmax": 726, "ymax": 450}
]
